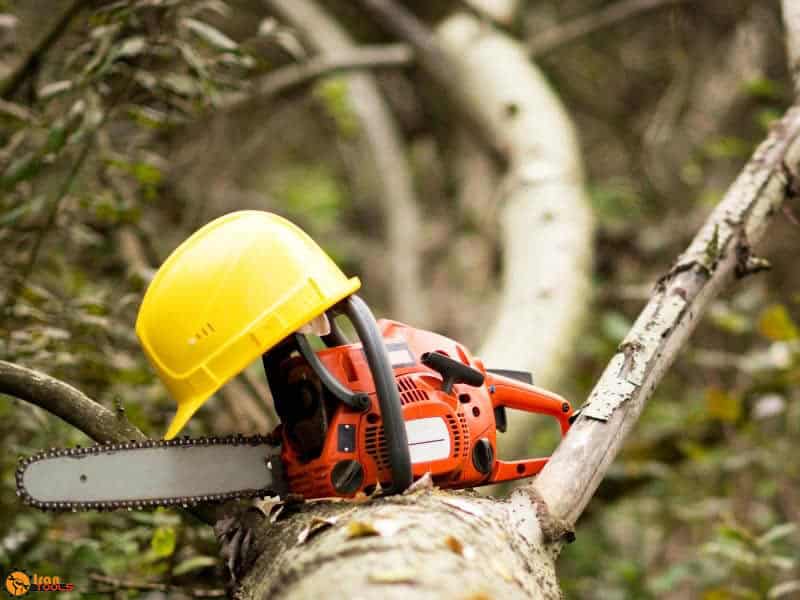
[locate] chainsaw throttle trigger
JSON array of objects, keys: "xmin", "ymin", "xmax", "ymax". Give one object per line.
[{"xmin": 421, "ymin": 351, "xmax": 484, "ymax": 394}]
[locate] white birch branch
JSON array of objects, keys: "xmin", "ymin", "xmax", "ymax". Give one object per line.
[
  {"xmin": 435, "ymin": 15, "xmax": 594, "ymax": 449},
  {"xmin": 354, "ymin": 0, "xmax": 593, "ymax": 452},
  {"xmin": 529, "ymin": 106, "xmax": 800, "ymax": 526}
]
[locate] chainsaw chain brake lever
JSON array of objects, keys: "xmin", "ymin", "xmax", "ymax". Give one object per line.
[{"xmin": 421, "ymin": 351, "xmax": 484, "ymax": 394}]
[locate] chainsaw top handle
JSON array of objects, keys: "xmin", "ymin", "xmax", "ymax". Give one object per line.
[{"xmin": 325, "ymin": 295, "xmax": 413, "ymax": 494}]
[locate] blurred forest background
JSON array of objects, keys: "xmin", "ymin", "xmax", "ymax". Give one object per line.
[{"xmin": 1, "ymin": 0, "xmax": 799, "ymax": 598}]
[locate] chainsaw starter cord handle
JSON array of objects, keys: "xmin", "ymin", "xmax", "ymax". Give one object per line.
[
  {"xmin": 293, "ymin": 333, "xmax": 370, "ymax": 412},
  {"xmin": 341, "ymin": 295, "xmax": 413, "ymax": 494}
]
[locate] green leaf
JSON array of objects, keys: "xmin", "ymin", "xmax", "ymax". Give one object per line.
[
  {"xmin": 705, "ymin": 387, "xmax": 741, "ymax": 422},
  {"xmin": 117, "ymin": 36, "xmax": 147, "ymax": 58},
  {"xmin": 757, "ymin": 523, "xmax": 797, "ymax": 548},
  {"xmin": 704, "ymin": 136, "xmax": 751, "ymax": 159},
  {"xmin": 1, "ymin": 152, "xmax": 42, "ymax": 189},
  {"xmin": 149, "ymin": 526, "xmax": 176, "ymax": 559},
  {"xmin": 0, "ymin": 195, "xmax": 45, "ymax": 225},
  {"xmin": 173, "ymin": 555, "xmax": 217, "ymax": 576},
  {"xmin": 758, "ymin": 305, "xmax": 799, "ymax": 341},
  {"xmin": 182, "ymin": 18, "xmax": 237, "ymax": 52},
  {"xmin": 742, "ymin": 77, "xmax": 784, "ymax": 101},
  {"xmin": 313, "ymin": 78, "xmax": 359, "ymax": 138}
]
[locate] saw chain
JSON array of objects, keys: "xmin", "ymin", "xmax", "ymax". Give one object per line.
[{"xmin": 16, "ymin": 434, "xmax": 279, "ymax": 512}]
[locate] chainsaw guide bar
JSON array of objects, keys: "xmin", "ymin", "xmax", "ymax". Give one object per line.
[{"xmin": 16, "ymin": 435, "xmax": 282, "ymax": 512}]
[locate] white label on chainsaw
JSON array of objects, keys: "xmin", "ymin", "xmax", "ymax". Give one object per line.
[{"xmin": 405, "ymin": 417, "xmax": 450, "ymax": 463}]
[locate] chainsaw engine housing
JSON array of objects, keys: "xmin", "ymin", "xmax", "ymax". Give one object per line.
[{"xmin": 266, "ymin": 320, "xmax": 572, "ymax": 499}]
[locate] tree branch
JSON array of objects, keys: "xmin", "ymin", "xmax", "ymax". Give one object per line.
[
  {"xmin": 530, "ymin": 106, "xmax": 800, "ymax": 526},
  {"xmin": 224, "ymin": 44, "xmax": 413, "ymax": 108},
  {"xmin": 0, "ymin": 360, "xmax": 218, "ymax": 525},
  {"xmin": 0, "ymin": 360, "xmax": 145, "ymax": 443},
  {"xmin": 89, "ymin": 574, "xmax": 225, "ymax": 598},
  {"xmin": 0, "ymin": 0, "xmax": 82, "ymax": 99},
  {"xmin": 782, "ymin": 0, "xmax": 800, "ymax": 95},
  {"xmin": 528, "ymin": 0, "xmax": 690, "ymax": 57}
]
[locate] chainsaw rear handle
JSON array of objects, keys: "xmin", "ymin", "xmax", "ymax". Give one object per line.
[
  {"xmin": 332, "ymin": 295, "xmax": 413, "ymax": 494},
  {"xmin": 485, "ymin": 372, "xmax": 573, "ymax": 484}
]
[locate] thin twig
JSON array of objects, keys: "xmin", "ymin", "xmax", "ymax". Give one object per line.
[
  {"xmin": 528, "ymin": 0, "xmax": 690, "ymax": 57},
  {"xmin": 89, "ymin": 574, "xmax": 225, "ymax": 598},
  {"xmin": 0, "ymin": 0, "xmax": 83, "ymax": 99},
  {"xmin": 223, "ymin": 43, "xmax": 413, "ymax": 109},
  {"xmin": 1, "ymin": 134, "xmax": 95, "ymax": 320},
  {"xmin": 529, "ymin": 106, "xmax": 800, "ymax": 526}
]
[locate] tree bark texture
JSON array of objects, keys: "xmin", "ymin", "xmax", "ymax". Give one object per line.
[{"xmin": 236, "ymin": 487, "xmax": 562, "ymax": 600}]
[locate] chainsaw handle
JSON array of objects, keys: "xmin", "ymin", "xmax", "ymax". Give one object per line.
[
  {"xmin": 486, "ymin": 372, "xmax": 573, "ymax": 483},
  {"xmin": 339, "ymin": 295, "xmax": 413, "ymax": 494}
]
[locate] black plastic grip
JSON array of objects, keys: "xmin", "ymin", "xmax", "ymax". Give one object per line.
[
  {"xmin": 421, "ymin": 351, "xmax": 484, "ymax": 393},
  {"xmin": 340, "ymin": 295, "xmax": 412, "ymax": 494}
]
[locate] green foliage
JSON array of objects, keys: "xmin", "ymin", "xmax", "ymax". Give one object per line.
[
  {"xmin": 313, "ymin": 78, "xmax": 360, "ymax": 138},
  {"xmin": 0, "ymin": 1, "xmax": 253, "ymax": 594},
  {"xmin": 270, "ymin": 164, "xmax": 347, "ymax": 233}
]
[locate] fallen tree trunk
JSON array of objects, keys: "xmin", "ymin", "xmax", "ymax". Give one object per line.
[{"xmin": 235, "ymin": 488, "xmax": 562, "ymax": 600}]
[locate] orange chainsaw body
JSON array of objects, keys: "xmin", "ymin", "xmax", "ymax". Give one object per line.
[{"xmin": 273, "ymin": 320, "xmax": 573, "ymax": 499}]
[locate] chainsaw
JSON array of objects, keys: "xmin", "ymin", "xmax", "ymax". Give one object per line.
[{"xmin": 17, "ymin": 295, "xmax": 573, "ymax": 512}]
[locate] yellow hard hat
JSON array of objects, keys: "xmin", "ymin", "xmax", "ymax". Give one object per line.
[{"xmin": 135, "ymin": 210, "xmax": 361, "ymax": 439}]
